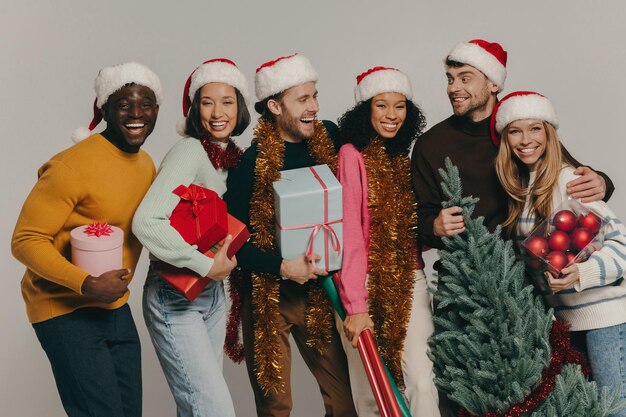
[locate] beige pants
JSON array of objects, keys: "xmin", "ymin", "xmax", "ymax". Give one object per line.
[{"xmin": 336, "ymin": 270, "xmax": 440, "ymax": 417}]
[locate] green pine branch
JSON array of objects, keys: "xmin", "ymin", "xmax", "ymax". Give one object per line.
[{"xmin": 530, "ymin": 365, "xmax": 625, "ymax": 417}]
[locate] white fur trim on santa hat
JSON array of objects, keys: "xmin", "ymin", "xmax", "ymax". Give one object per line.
[
  {"xmin": 95, "ymin": 61, "xmax": 163, "ymax": 108},
  {"xmin": 255, "ymin": 54, "xmax": 318, "ymax": 101},
  {"xmin": 447, "ymin": 42, "xmax": 507, "ymax": 91},
  {"xmin": 189, "ymin": 61, "xmax": 250, "ymax": 104},
  {"xmin": 71, "ymin": 127, "xmax": 92, "ymax": 143},
  {"xmin": 355, "ymin": 68, "xmax": 413, "ymax": 103},
  {"xmin": 495, "ymin": 94, "xmax": 558, "ymax": 133},
  {"xmin": 176, "ymin": 117, "xmax": 188, "ymax": 137}
]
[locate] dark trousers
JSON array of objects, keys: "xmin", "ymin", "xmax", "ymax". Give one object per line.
[
  {"xmin": 33, "ymin": 304, "xmax": 141, "ymax": 417},
  {"xmin": 242, "ymin": 279, "xmax": 357, "ymax": 417}
]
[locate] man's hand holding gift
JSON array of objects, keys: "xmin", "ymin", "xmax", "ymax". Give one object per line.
[
  {"xmin": 280, "ymin": 254, "xmax": 328, "ymax": 285},
  {"xmin": 82, "ymin": 268, "xmax": 130, "ymax": 303}
]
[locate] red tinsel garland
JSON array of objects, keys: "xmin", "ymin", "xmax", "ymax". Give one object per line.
[
  {"xmin": 224, "ymin": 267, "xmax": 246, "ymax": 363},
  {"xmin": 458, "ymin": 320, "xmax": 590, "ymax": 417},
  {"xmin": 200, "ymin": 138, "xmax": 242, "ymax": 170}
]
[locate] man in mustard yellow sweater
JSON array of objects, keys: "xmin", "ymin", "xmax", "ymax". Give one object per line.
[{"xmin": 11, "ymin": 62, "xmax": 161, "ymax": 417}]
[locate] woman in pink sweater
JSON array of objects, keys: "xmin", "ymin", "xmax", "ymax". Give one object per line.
[{"xmin": 336, "ymin": 67, "xmax": 440, "ymax": 416}]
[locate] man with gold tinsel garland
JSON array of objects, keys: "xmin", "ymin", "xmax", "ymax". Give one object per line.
[{"xmin": 223, "ymin": 53, "xmax": 357, "ymax": 417}]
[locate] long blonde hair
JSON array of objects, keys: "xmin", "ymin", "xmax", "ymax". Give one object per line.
[{"xmin": 495, "ymin": 122, "xmax": 575, "ymax": 237}]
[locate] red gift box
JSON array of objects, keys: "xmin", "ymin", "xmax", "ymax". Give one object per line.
[
  {"xmin": 206, "ymin": 214, "xmax": 251, "ymax": 260},
  {"xmin": 170, "ymin": 184, "xmax": 228, "ymax": 253},
  {"xmin": 157, "ymin": 268, "xmax": 211, "ymax": 302},
  {"xmin": 158, "ymin": 214, "xmax": 250, "ymax": 302}
]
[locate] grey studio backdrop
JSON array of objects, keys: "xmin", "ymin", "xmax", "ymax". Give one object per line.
[{"xmin": 1, "ymin": 1, "xmax": 625, "ymax": 416}]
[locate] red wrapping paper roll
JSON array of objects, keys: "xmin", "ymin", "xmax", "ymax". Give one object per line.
[
  {"xmin": 357, "ymin": 334, "xmax": 390, "ymax": 417},
  {"xmin": 360, "ymin": 330, "xmax": 402, "ymax": 417}
]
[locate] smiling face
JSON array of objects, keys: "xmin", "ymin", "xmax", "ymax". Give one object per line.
[
  {"xmin": 504, "ymin": 119, "xmax": 547, "ymax": 171},
  {"xmin": 101, "ymin": 83, "xmax": 159, "ymax": 151},
  {"xmin": 269, "ymin": 81, "xmax": 319, "ymax": 143},
  {"xmin": 369, "ymin": 92, "xmax": 407, "ymax": 139},
  {"xmin": 446, "ymin": 64, "xmax": 498, "ymax": 122},
  {"xmin": 198, "ymin": 82, "xmax": 238, "ymax": 142}
]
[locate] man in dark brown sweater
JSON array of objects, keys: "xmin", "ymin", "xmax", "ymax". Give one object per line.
[
  {"xmin": 411, "ymin": 39, "xmax": 614, "ymax": 417},
  {"xmin": 411, "ymin": 39, "xmax": 613, "ymax": 251}
]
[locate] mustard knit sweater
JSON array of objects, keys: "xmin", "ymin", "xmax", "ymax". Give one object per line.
[{"xmin": 12, "ymin": 134, "xmax": 155, "ymax": 323}]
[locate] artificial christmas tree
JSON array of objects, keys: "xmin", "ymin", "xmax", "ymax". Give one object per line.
[{"xmin": 428, "ymin": 158, "xmax": 623, "ymax": 417}]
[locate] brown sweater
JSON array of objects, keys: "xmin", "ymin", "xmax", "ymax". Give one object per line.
[{"xmin": 410, "ymin": 115, "xmax": 614, "ymax": 250}]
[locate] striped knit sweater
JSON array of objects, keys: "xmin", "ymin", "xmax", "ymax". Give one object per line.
[{"xmin": 518, "ymin": 165, "xmax": 626, "ymax": 331}]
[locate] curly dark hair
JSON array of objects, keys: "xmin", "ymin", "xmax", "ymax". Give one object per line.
[
  {"xmin": 337, "ymin": 98, "xmax": 426, "ymax": 156},
  {"xmin": 185, "ymin": 87, "xmax": 250, "ymax": 138}
]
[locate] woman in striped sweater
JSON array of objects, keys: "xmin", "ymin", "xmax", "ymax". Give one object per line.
[{"xmin": 493, "ymin": 91, "xmax": 626, "ymax": 415}]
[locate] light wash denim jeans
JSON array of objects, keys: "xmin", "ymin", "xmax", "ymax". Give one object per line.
[
  {"xmin": 586, "ymin": 322, "xmax": 626, "ymax": 417},
  {"xmin": 143, "ymin": 266, "xmax": 235, "ymax": 417}
]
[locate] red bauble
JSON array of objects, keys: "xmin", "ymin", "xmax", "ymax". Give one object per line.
[
  {"xmin": 526, "ymin": 236, "xmax": 549, "ymax": 258},
  {"xmin": 548, "ymin": 230, "xmax": 570, "ymax": 252},
  {"xmin": 578, "ymin": 212, "xmax": 602, "ymax": 234},
  {"xmin": 553, "ymin": 210, "xmax": 577, "ymax": 232},
  {"xmin": 570, "ymin": 227, "xmax": 594, "ymax": 251},
  {"xmin": 546, "ymin": 251, "xmax": 568, "ymax": 272},
  {"xmin": 566, "ymin": 252, "xmax": 577, "ymax": 264}
]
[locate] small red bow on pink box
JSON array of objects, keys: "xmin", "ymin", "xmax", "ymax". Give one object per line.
[{"xmin": 83, "ymin": 222, "xmax": 113, "ymax": 237}]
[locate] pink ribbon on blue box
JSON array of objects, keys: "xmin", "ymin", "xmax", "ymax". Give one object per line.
[{"xmin": 276, "ymin": 166, "xmax": 342, "ymax": 271}]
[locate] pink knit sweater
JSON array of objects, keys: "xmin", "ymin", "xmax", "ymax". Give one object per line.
[{"xmin": 337, "ymin": 144, "xmax": 423, "ymax": 315}]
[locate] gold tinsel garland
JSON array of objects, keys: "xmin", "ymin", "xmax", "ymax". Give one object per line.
[
  {"xmin": 248, "ymin": 118, "xmax": 338, "ymax": 395},
  {"xmin": 362, "ymin": 137, "xmax": 418, "ymax": 387}
]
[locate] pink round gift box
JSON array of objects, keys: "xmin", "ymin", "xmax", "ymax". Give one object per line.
[{"xmin": 70, "ymin": 224, "xmax": 124, "ymax": 276}]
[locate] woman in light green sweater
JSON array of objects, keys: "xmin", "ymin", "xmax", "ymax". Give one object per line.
[{"xmin": 132, "ymin": 59, "xmax": 250, "ymax": 417}]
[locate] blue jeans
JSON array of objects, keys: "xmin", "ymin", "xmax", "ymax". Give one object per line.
[
  {"xmin": 33, "ymin": 304, "xmax": 141, "ymax": 417},
  {"xmin": 143, "ymin": 266, "xmax": 235, "ymax": 417},
  {"xmin": 585, "ymin": 323, "xmax": 626, "ymax": 417}
]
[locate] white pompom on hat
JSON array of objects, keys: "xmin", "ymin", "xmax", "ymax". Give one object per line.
[
  {"xmin": 490, "ymin": 91, "xmax": 559, "ymax": 146},
  {"xmin": 72, "ymin": 61, "xmax": 163, "ymax": 142},
  {"xmin": 177, "ymin": 58, "xmax": 250, "ymax": 136},
  {"xmin": 354, "ymin": 66, "xmax": 413, "ymax": 103},
  {"xmin": 254, "ymin": 54, "xmax": 318, "ymax": 101},
  {"xmin": 447, "ymin": 39, "xmax": 508, "ymax": 92}
]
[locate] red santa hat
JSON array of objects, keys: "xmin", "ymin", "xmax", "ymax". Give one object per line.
[
  {"xmin": 490, "ymin": 91, "xmax": 559, "ymax": 146},
  {"xmin": 354, "ymin": 66, "xmax": 413, "ymax": 103},
  {"xmin": 254, "ymin": 53, "xmax": 318, "ymax": 101},
  {"xmin": 447, "ymin": 39, "xmax": 508, "ymax": 91},
  {"xmin": 72, "ymin": 62, "xmax": 163, "ymax": 143},
  {"xmin": 177, "ymin": 58, "xmax": 249, "ymax": 136}
]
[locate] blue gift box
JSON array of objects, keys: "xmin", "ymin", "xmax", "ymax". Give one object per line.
[{"xmin": 273, "ymin": 164, "xmax": 343, "ymax": 271}]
